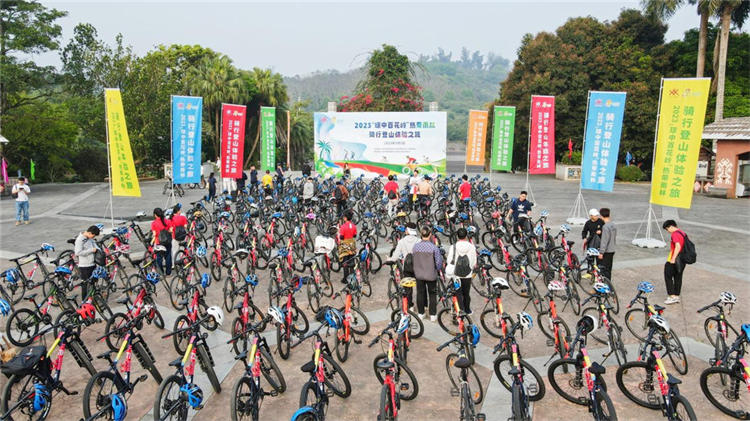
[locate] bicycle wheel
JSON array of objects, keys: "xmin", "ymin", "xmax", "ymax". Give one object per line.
[
  {"xmin": 437, "ymin": 308, "xmax": 461, "ymax": 336},
  {"xmin": 480, "ymin": 308, "xmax": 505, "ymax": 339},
  {"xmin": 615, "ymin": 361, "xmax": 660, "ymax": 409},
  {"xmin": 104, "ymin": 312, "xmax": 129, "ymax": 351},
  {"xmin": 5, "ymin": 278, "xmax": 26, "ymax": 305},
  {"xmin": 210, "ymin": 253, "xmax": 222, "ymax": 282},
  {"xmin": 566, "ymin": 282, "xmax": 582, "ymax": 315},
  {"xmin": 231, "ymin": 318, "xmax": 248, "ymax": 355},
  {"xmin": 624, "ymin": 308, "xmax": 649, "ymax": 342},
  {"xmin": 373, "ymin": 355, "xmax": 419, "ymax": 401},
  {"xmin": 276, "ymin": 325, "xmax": 291, "ymax": 360},
  {"xmin": 335, "ymin": 332, "xmax": 350, "ymax": 362},
  {"xmin": 581, "ymin": 307, "xmax": 607, "ymax": 345},
  {"xmin": 672, "ymin": 394, "xmax": 697, "ymax": 421},
  {"xmin": 446, "ymin": 353, "xmax": 484, "ymax": 405},
  {"xmin": 134, "ymin": 341, "xmax": 163, "ymax": 384},
  {"xmin": 154, "ymin": 375, "xmax": 188, "ymax": 421},
  {"xmin": 700, "ymin": 366, "xmax": 749, "ymax": 419},
  {"xmin": 471, "ymin": 275, "xmax": 490, "ymax": 299},
  {"xmin": 511, "ymin": 382, "xmax": 531, "ymax": 421},
  {"xmin": 299, "ymin": 379, "xmax": 319, "ymax": 409},
  {"xmin": 379, "ymin": 385, "xmax": 396, "ymax": 421},
  {"xmin": 593, "ymin": 388, "xmax": 618, "ymax": 421},
  {"xmin": 54, "ymin": 309, "xmax": 82, "ymax": 338},
  {"xmin": 322, "ymin": 353, "xmax": 352, "ymax": 397},
  {"xmin": 348, "ymin": 307, "xmax": 371, "ymax": 335},
  {"xmin": 291, "ymin": 303, "xmax": 310, "ymax": 334},
  {"xmin": 260, "ymin": 347, "xmax": 286, "ymax": 394},
  {"xmin": 491, "ymin": 355, "xmax": 544, "ymax": 402},
  {"xmin": 662, "ymin": 331, "xmax": 688, "ymax": 375},
  {"xmin": 231, "ymin": 376, "xmax": 260, "ymax": 421},
  {"xmin": 5, "ymin": 308, "xmax": 40, "ymax": 347},
  {"xmin": 609, "ymin": 321, "xmax": 628, "ymax": 366},
  {"xmin": 705, "ymin": 318, "xmax": 740, "ymax": 348},
  {"xmin": 197, "ymin": 343, "xmax": 221, "ymax": 393},
  {"xmin": 2, "ymin": 374, "xmax": 51, "ymax": 420},
  {"xmin": 547, "ymin": 358, "xmax": 588, "ymax": 406},
  {"xmin": 172, "ymin": 315, "xmax": 191, "ymax": 355},
  {"xmin": 82, "ymin": 370, "xmax": 117, "ymax": 420},
  {"xmin": 306, "ymin": 281, "xmax": 322, "ymax": 314}
]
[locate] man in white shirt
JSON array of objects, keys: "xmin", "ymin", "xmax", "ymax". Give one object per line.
[
  {"xmin": 12, "ymin": 177, "xmax": 31, "ymax": 225},
  {"xmin": 446, "ymin": 227, "xmax": 478, "ymax": 314}
]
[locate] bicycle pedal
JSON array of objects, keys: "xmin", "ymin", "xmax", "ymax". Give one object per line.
[
  {"xmin": 450, "ymin": 388, "xmax": 460, "ymax": 397},
  {"xmin": 326, "ymin": 389, "xmax": 335, "ymax": 397},
  {"xmin": 647, "ymin": 394, "xmax": 660, "ymax": 405},
  {"xmin": 545, "ymin": 339, "xmax": 554, "ymax": 347},
  {"xmin": 709, "ymin": 358, "xmax": 717, "ymax": 366},
  {"xmin": 353, "ymin": 338, "xmax": 362, "ymax": 345},
  {"xmin": 400, "ymin": 383, "xmax": 410, "ymax": 391},
  {"xmin": 268, "ymin": 390, "xmax": 279, "ymax": 397},
  {"xmin": 527, "ymin": 384, "xmax": 538, "ymax": 395},
  {"xmin": 136, "ymin": 374, "xmax": 149, "ymax": 384},
  {"xmin": 476, "ymin": 414, "xmax": 486, "ymax": 421}
]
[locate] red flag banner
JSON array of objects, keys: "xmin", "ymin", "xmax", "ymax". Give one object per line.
[
  {"xmin": 221, "ymin": 103, "xmax": 247, "ymax": 178},
  {"xmin": 528, "ymin": 95, "xmax": 555, "ymax": 174}
]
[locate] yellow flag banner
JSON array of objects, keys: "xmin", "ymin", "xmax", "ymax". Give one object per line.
[
  {"xmin": 650, "ymin": 78, "xmax": 710, "ymax": 209},
  {"xmin": 105, "ymin": 89, "xmax": 141, "ymax": 197},
  {"xmin": 465, "ymin": 109, "xmax": 488, "ymax": 166}
]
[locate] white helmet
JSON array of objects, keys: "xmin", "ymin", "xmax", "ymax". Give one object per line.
[
  {"xmin": 547, "ymin": 280, "xmax": 565, "ymax": 291},
  {"xmin": 154, "ymin": 245, "xmax": 167, "ymax": 253},
  {"xmin": 491, "ymin": 277, "xmax": 509, "ymax": 290},
  {"xmin": 206, "ymin": 306, "xmax": 224, "ymax": 326},
  {"xmin": 518, "ymin": 312, "xmax": 533, "ymax": 331},
  {"xmin": 397, "ymin": 314, "xmax": 411, "ymax": 335},
  {"xmin": 648, "ymin": 315, "xmax": 670, "ymax": 333},
  {"xmin": 586, "ymin": 248, "xmax": 600, "ymax": 257},
  {"xmin": 559, "ymin": 224, "xmax": 571, "ymax": 233},
  {"xmin": 268, "ymin": 306, "xmax": 285, "ymax": 325},
  {"xmin": 720, "ymin": 291, "xmax": 737, "ymax": 305}
]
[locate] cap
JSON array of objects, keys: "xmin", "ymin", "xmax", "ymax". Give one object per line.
[{"xmin": 588, "ymin": 209, "xmax": 600, "ymax": 216}]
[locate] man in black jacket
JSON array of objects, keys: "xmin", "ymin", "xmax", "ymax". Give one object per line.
[{"xmin": 581, "ymin": 208, "xmax": 604, "ymax": 251}]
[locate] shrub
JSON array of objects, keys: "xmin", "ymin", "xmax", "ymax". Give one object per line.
[
  {"xmin": 616, "ymin": 165, "xmax": 644, "ymax": 182},
  {"xmin": 560, "ymin": 151, "xmax": 582, "ymax": 165}
]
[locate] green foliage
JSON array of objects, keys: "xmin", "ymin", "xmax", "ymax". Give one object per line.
[
  {"xmin": 616, "ymin": 164, "xmax": 644, "ymax": 182},
  {"xmin": 560, "ymin": 150, "xmax": 582, "ymax": 165}
]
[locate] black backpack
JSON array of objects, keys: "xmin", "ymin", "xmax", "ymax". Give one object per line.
[
  {"xmin": 678, "ymin": 231, "xmax": 697, "ymax": 264},
  {"xmin": 453, "ymin": 245, "xmax": 472, "ymax": 277},
  {"xmin": 402, "ymin": 253, "xmax": 415, "ymax": 277},
  {"xmin": 174, "ymin": 225, "xmax": 187, "ymax": 242}
]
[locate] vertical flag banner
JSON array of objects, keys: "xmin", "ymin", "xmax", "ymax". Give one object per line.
[
  {"xmin": 260, "ymin": 106, "xmax": 276, "ymax": 171},
  {"xmin": 104, "ymin": 89, "xmax": 141, "ymax": 197},
  {"xmin": 1, "ymin": 158, "xmax": 8, "ymax": 184},
  {"xmin": 581, "ymin": 91, "xmax": 627, "ymax": 192},
  {"xmin": 528, "ymin": 95, "xmax": 556, "ymax": 174},
  {"xmin": 465, "ymin": 110, "xmax": 488, "ymax": 166},
  {"xmin": 171, "ymin": 96, "xmax": 203, "ymax": 184},
  {"xmin": 30, "ymin": 159, "xmax": 35, "ymax": 181},
  {"xmin": 221, "ymin": 103, "xmax": 247, "ymax": 178},
  {"xmin": 490, "ymin": 106, "xmax": 515, "ymax": 171},
  {"xmin": 650, "ymin": 78, "xmax": 711, "ymax": 208}
]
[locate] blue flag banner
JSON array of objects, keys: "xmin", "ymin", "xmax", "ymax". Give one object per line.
[
  {"xmin": 581, "ymin": 91, "xmax": 627, "ymax": 192},
  {"xmin": 172, "ymin": 95, "xmax": 203, "ymax": 184}
]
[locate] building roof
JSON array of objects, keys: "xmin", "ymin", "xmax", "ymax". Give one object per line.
[{"xmin": 702, "ymin": 117, "xmax": 750, "ymax": 140}]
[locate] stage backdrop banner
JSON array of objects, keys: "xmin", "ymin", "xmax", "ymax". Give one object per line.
[
  {"xmin": 171, "ymin": 95, "xmax": 202, "ymax": 184},
  {"xmin": 529, "ymin": 95, "xmax": 556, "ymax": 174},
  {"xmin": 490, "ymin": 106, "xmax": 515, "ymax": 171},
  {"xmin": 313, "ymin": 112, "xmax": 447, "ymax": 178},
  {"xmin": 465, "ymin": 110, "xmax": 488, "ymax": 166},
  {"xmin": 221, "ymin": 103, "xmax": 247, "ymax": 178},
  {"xmin": 105, "ymin": 88, "xmax": 140, "ymax": 197},
  {"xmin": 260, "ymin": 106, "xmax": 276, "ymax": 171},
  {"xmin": 581, "ymin": 91, "xmax": 627, "ymax": 192},
  {"xmin": 650, "ymin": 78, "xmax": 711, "ymax": 209}
]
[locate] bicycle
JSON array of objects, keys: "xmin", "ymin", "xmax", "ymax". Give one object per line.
[
  {"xmin": 580, "ymin": 282, "xmax": 628, "ymax": 365},
  {"xmin": 386, "ymin": 276, "xmax": 424, "ymax": 342},
  {"xmin": 547, "ymin": 315, "xmax": 617, "ymax": 421},
  {"xmin": 154, "ymin": 314, "xmax": 222, "ymax": 420},
  {"xmin": 624, "ymin": 281, "xmax": 666, "ymax": 341},
  {"xmin": 4, "ymin": 243, "xmax": 55, "ymax": 304},
  {"xmin": 301, "ymin": 255, "xmax": 334, "ymax": 314},
  {"xmin": 436, "ymin": 278, "xmax": 475, "ymax": 338},
  {"xmin": 172, "ymin": 278, "xmax": 221, "ymax": 354},
  {"xmin": 538, "ymin": 281, "xmax": 573, "ymax": 363},
  {"xmin": 478, "ymin": 277, "xmax": 511, "ymax": 339},
  {"xmin": 436, "ymin": 331, "xmax": 486, "ymax": 421},
  {"xmin": 270, "ymin": 279, "xmax": 310, "ymax": 360},
  {"xmin": 163, "ymin": 176, "xmax": 185, "ymax": 197},
  {"xmin": 699, "ymin": 323, "xmax": 750, "ymax": 419},
  {"xmin": 226, "ymin": 275, "xmax": 267, "ymax": 355},
  {"xmin": 105, "ymin": 275, "xmax": 165, "ymax": 351},
  {"xmin": 579, "ymin": 248, "xmax": 619, "ymax": 314},
  {"xmin": 331, "ymin": 282, "xmax": 370, "ymax": 362},
  {"xmin": 491, "ymin": 312, "xmax": 545, "ymax": 404},
  {"xmin": 698, "ymin": 291, "xmax": 740, "ymax": 368},
  {"xmin": 5, "ymin": 291, "xmax": 57, "ymax": 347},
  {"xmin": 82, "ymin": 311, "xmax": 162, "ymax": 420},
  {"xmin": 615, "ymin": 315, "xmax": 696, "ymax": 421}
]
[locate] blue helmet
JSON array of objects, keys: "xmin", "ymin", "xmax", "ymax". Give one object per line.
[
  {"xmin": 540, "ymin": 210, "xmax": 549, "ymax": 217},
  {"xmin": 201, "ymin": 273, "xmax": 211, "ymax": 289},
  {"xmin": 452, "ymin": 278, "xmax": 461, "ymax": 291},
  {"xmin": 245, "ymin": 274, "xmax": 258, "ymax": 286},
  {"xmin": 4, "ymin": 268, "xmax": 19, "ymax": 284},
  {"xmin": 33, "ymin": 383, "xmax": 49, "ymax": 413},
  {"xmin": 41, "ymin": 243, "xmax": 55, "ymax": 252},
  {"xmin": 397, "ymin": 314, "xmax": 410, "ymax": 334},
  {"xmin": 0, "ymin": 299, "xmax": 11, "ymax": 316},
  {"xmin": 360, "ymin": 248, "xmax": 369, "ymax": 262},
  {"xmin": 92, "ymin": 266, "xmax": 108, "ymax": 279},
  {"xmin": 146, "ymin": 272, "xmax": 160, "ymax": 285},
  {"xmin": 533, "ymin": 225, "xmax": 543, "ymax": 237},
  {"xmin": 115, "ymin": 226, "xmax": 129, "ymax": 236},
  {"xmin": 593, "ymin": 282, "xmax": 611, "ymax": 294},
  {"xmin": 196, "ymin": 246, "xmax": 207, "ymax": 257},
  {"xmin": 110, "ymin": 393, "xmax": 127, "ymax": 421},
  {"xmin": 637, "ymin": 281, "xmax": 654, "ymax": 293},
  {"xmin": 180, "ymin": 383, "xmax": 204, "ymax": 409},
  {"xmin": 470, "ymin": 324, "xmax": 481, "ymax": 346},
  {"xmin": 742, "ymin": 324, "xmax": 750, "ymax": 342},
  {"xmin": 324, "ymin": 308, "xmax": 343, "ymax": 329},
  {"xmin": 54, "ymin": 266, "xmax": 72, "ymax": 275}
]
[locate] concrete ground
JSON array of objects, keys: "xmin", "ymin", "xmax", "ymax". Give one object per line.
[{"xmin": 0, "ymin": 167, "xmax": 748, "ymax": 421}]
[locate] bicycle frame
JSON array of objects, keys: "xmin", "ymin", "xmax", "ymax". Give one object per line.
[{"xmin": 543, "ymin": 292, "xmax": 570, "ymax": 357}]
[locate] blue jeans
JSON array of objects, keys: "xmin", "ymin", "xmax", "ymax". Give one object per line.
[{"xmin": 15, "ymin": 201, "xmax": 29, "ymax": 221}]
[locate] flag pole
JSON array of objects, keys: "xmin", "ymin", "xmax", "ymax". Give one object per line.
[
  {"xmin": 525, "ymin": 96, "xmax": 536, "ymax": 204},
  {"xmin": 286, "ymin": 109, "xmax": 291, "ymax": 171},
  {"xmin": 566, "ymin": 91, "xmax": 591, "ymax": 225},
  {"xmin": 165, "ymin": 95, "xmax": 176, "ymax": 209},
  {"xmin": 103, "ymin": 90, "xmax": 115, "ymax": 228}
]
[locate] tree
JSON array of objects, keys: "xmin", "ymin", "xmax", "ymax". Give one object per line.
[
  {"xmin": 713, "ymin": 0, "xmax": 748, "ymax": 120},
  {"xmin": 244, "ymin": 67, "xmax": 287, "ymax": 167}
]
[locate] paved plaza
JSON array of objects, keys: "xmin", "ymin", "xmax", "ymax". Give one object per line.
[{"xmin": 0, "ymin": 170, "xmax": 748, "ymax": 421}]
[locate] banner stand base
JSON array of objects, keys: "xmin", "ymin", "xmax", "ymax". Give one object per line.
[
  {"xmin": 565, "ymin": 190, "xmax": 588, "ymax": 226},
  {"xmin": 632, "ymin": 204, "xmax": 667, "ymax": 248}
]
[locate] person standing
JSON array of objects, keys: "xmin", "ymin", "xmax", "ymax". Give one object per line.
[
  {"xmin": 235, "ymin": 170, "xmax": 247, "ymax": 195},
  {"xmin": 446, "ymin": 228, "xmax": 477, "ymax": 314},
  {"xmin": 207, "ymin": 172, "xmax": 217, "ymax": 201},
  {"xmin": 597, "ymin": 208, "xmax": 616, "ymax": 282},
  {"xmin": 412, "ymin": 226, "xmax": 443, "ymax": 321},
  {"xmin": 170, "ymin": 204, "xmax": 188, "ymax": 265},
  {"xmin": 249, "ymin": 166, "xmax": 258, "ymax": 193},
  {"xmin": 275, "ymin": 165, "xmax": 284, "ymax": 186},
  {"xmin": 383, "ymin": 175, "xmax": 400, "ymax": 217},
  {"xmin": 581, "ymin": 208, "xmax": 604, "ymax": 251},
  {"xmin": 11, "ymin": 177, "xmax": 31, "ymax": 225},
  {"xmin": 333, "ymin": 181, "xmax": 349, "ymax": 217},
  {"xmin": 261, "ymin": 170, "xmax": 274, "ymax": 195},
  {"xmin": 151, "ymin": 208, "xmax": 173, "ymax": 276},
  {"xmin": 74, "ymin": 225, "xmax": 100, "ymax": 299},
  {"xmin": 663, "ymin": 220, "xmax": 687, "ymax": 304},
  {"xmin": 338, "ymin": 211, "xmax": 357, "ymax": 284},
  {"xmin": 302, "ymin": 162, "xmax": 312, "ymax": 178},
  {"xmin": 388, "ymin": 222, "xmax": 420, "ymax": 308},
  {"xmin": 343, "ymin": 163, "xmax": 351, "ymax": 179},
  {"xmin": 458, "ymin": 174, "xmax": 471, "ymax": 212},
  {"xmin": 302, "ymin": 177, "xmax": 315, "ymax": 206},
  {"xmin": 507, "ymin": 191, "xmax": 533, "ymax": 233}
]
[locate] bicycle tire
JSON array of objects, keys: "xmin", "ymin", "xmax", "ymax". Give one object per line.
[
  {"xmin": 82, "ymin": 370, "xmax": 117, "ymax": 420},
  {"xmin": 223, "ymin": 277, "xmax": 237, "ymax": 313},
  {"xmin": 480, "ymin": 308, "xmax": 505, "ymax": 339},
  {"xmin": 6, "ymin": 308, "xmax": 40, "ymax": 347},
  {"xmin": 348, "ymin": 306, "xmax": 370, "ymax": 336},
  {"xmin": 53, "ymin": 309, "xmax": 82, "ymax": 338},
  {"xmin": 566, "ymin": 281, "xmax": 582, "ymax": 315},
  {"xmin": 172, "ymin": 315, "xmax": 191, "ymax": 355},
  {"xmin": 292, "ymin": 303, "xmax": 310, "ymax": 334},
  {"xmin": 446, "ymin": 353, "xmax": 484, "ymax": 405},
  {"xmin": 104, "ymin": 312, "xmax": 129, "ymax": 351},
  {"xmin": 379, "ymin": 385, "xmax": 396, "ymax": 421},
  {"xmin": 231, "ymin": 376, "xmax": 259, "ymax": 421},
  {"xmin": 507, "ymin": 270, "xmax": 527, "ymax": 298},
  {"xmin": 299, "ymin": 380, "xmax": 321, "ymax": 411},
  {"xmin": 615, "ymin": 360, "xmax": 660, "ymax": 409},
  {"xmin": 705, "ymin": 317, "xmax": 739, "ymax": 349},
  {"xmin": 231, "ymin": 317, "xmax": 248, "ymax": 355},
  {"xmin": 495, "ymin": 355, "xmax": 545, "ymax": 402},
  {"xmin": 672, "ymin": 393, "xmax": 697, "ymax": 421},
  {"xmin": 609, "ymin": 321, "xmax": 628, "ymax": 366},
  {"xmin": 700, "ymin": 366, "xmax": 749, "ymax": 420},
  {"xmin": 662, "ymin": 331, "xmax": 688, "ymax": 375},
  {"xmin": 470, "ymin": 275, "xmax": 490, "ymax": 299},
  {"xmin": 437, "ymin": 308, "xmax": 464, "ymax": 336},
  {"xmin": 260, "ymin": 347, "xmax": 286, "ymax": 394},
  {"xmin": 151, "ymin": 308, "xmax": 165, "ymax": 329},
  {"xmin": 594, "ymin": 388, "xmax": 618, "ymax": 421},
  {"xmin": 547, "ymin": 358, "xmax": 588, "ymax": 405},
  {"xmin": 335, "ymin": 332, "xmax": 350, "ymax": 362},
  {"xmin": 373, "ymin": 355, "xmax": 419, "ymax": 401},
  {"xmin": 624, "ymin": 308, "xmax": 649, "ymax": 342},
  {"xmin": 69, "ymin": 338, "xmax": 97, "ymax": 377},
  {"xmin": 154, "ymin": 374, "xmax": 188, "ymax": 421},
  {"xmin": 197, "ymin": 342, "xmax": 221, "ymax": 393},
  {"xmin": 322, "ymin": 352, "xmax": 352, "ymax": 397},
  {"xmin": 511, "ymin": 382, "xmax": 530, "ymax": 421},
  {"xmin": 369, "ymin": 250, "xmax": 383, "ymax": 274},
  {"xmin": 277, "ymin": 325, "xmax": 291, "ymax": 360},
  {"xmin": 307, "ymin": 281, "xmax": 322, "ymax": 314},
  {"xmin": 134, "ymin": 341, "xmax": 163, "ymax": 384}
]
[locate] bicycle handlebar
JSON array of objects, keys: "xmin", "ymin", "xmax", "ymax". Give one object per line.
[
  {"xmin": 162, "ymin": 314, "xmax": 211, "ymax": 339},
  {"xmin": 627, "ymin": 291, "xmax": 643, "ymax": 309},
  {"xmin": 368, "ymin": 320, "xmax": 399, "ymax": 348},
  {"xmin": 436, "ymin": 331, "xmax": 471, "ymax": 352},
  {"xmin": 697, "ymin": 300, "xmax": 722, "ymax": 313},
  {"xmin": 97, "ymin": 311, "xmax": 149, "ymax": 341},
  {"xmin": 291, "ymin": 323, "xmax": 326, "ymax": 349},
  {"xmin": 227, "ymin": 315, "xmax": 272, "ymax": 343}
]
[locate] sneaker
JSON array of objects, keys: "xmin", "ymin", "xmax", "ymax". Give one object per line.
[
  {"xmin": 418, "ymin": 313, "xmax": 425, "ymax": 320},
  {"xmin": 15, "ymin": 221, "xmax": 20, "ymax": 226},
  {"xmin": 24, "ymin": 221, "xmax": 29, "ymax": 225},
  {"xmin": 430, "ymin": 315, "xmax": 437, "ymax": 322},
  {"xmin": 665, "ymin": 296, "xmax": 679, "ymax": 305},
  {"xmin": 672, "ymin": 296, "xmax": 680, "ymax": 304}
]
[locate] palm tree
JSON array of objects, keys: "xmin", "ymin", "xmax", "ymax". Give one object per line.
[
  {"xmin": 186, "ymin": 55, "xmax": 248, "ymax": 158},
  {"xmin": 316, "ymin": 140, "xmax": 332, "ymax": 161},
  {"xmin": 713, "ymin": 0, "xmax": 748, "ymax": 120},
  {"xmin": 244, "ymin": 68, "xmax": 288, "ymax": 167}
]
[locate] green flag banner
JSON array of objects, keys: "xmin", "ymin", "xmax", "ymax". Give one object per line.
[
  {"xmin": 30, "ymin": 159, "xmax": 36, "ymax": 181},
  {"xmin": 260, "ymin": 106, "xmax": 276, "ymax": 171},
  {"xmin": 490, "ymin": 106, "xmax": 515, "ymax": 171}
]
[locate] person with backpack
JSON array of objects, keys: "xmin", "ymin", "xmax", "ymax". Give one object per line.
[
  {"xmin": 383, "ymin": 175, "xmax": 399, "ymax": 217},
  {"xmin": 151, "ymin": 207, "xmax": 173, "ymax": 276},
  {"xmin": 662, "ymin": 220, "xmax": 695, "ymax": 304},
  {"xmin": 170, "ymin": 204, "xmax": 188, "ymax": 265},
  {"xmin": 445, "ymin": 228, "xmax": 477, "ymax": 314},
  {"xmin": 412, "ymin": 226, "xmax": 443, "ymax": 321},
  {"xmin": 74, "ymin": 225, "xmax": 100, "ymax": 299},
  {"xmin": 302, "ymin": 177, "xmax": 315, "ymax": 206},
  {"xmin": 338, "ymin": 211, "xmax": 357, "ymax": 284},
  {"xmin": 388, "ymin": 222, "xmax": 420, "ymax": 308},
  {"xmin": 334, "ymin": 180, "xmax": 349, "ymax": 217}
]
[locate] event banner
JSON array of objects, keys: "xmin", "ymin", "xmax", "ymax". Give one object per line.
[
  {"xmin": 490, "ymin": 106, "xmax": 515, "ymax": 171},
  {"xmin": 221, "ymin": 103, "xmax": 247, "ymax": 178},
  {"xmin": 313, "ymin": 112, "xmax": 447, "ymax": 177},
  {"xmin": 581, "ymin": 91, "xmax": 627, "ymax": 192},
  {"xmin": 171, "ymin": 96, "xmax": 202, "ymax": 184},
  {"xmin": 529, "ymin": 95, "xmax": 556, "ymax": 174},
  {"xmin": 650, "ymin": 78, "xmax": 711, "ymax": 208},
  {"xmin": 104, "ymin": 89, "xmax": 140, "ymax": 197},
  {"xmin": 260, "ymin": 106, "xmax": 276, "ymax": 171},
  {"xmin": 465, "ymin": 110, "xmax": 488, "ymax": 166}
]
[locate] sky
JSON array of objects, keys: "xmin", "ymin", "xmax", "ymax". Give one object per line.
[{"xmin": 36, "ymin": 0, "xmax": 716, "ymax": 76}]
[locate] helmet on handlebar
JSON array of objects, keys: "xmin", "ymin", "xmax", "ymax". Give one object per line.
[
  {"xmin": 0, "ymin": 299, "xmax": 11, "ymax": 316},
  {"xmin": 41, "ymin": 243, "xmax": 55, "ymax": 252},
  {"xmin": 32, "ymin": 383, "xmax": 49, "ymax": 413},
  {"xmin": 77, "ymin": 302, "xmax": 97, "ymax": 320},
  {"xmin": 452, "ymin": 278, "xmax": 461, "ymax": 291},
  {"xmin": 245, "ymin": 274, "xmax": 258, "ymax": 286},
  {"xmin": 533, "ymin": 225, "xmax": 543, "ymax": 237},
  {"xmin": 399, "ymin": 277, "xmax": 416, "ymax": 288},
  {"xmin": 195, "ymin": 246, "xmax": 207, "ymax": 257},
  {"xmin": 491, "ymin": 277, "xmax": 509, "ymax": 291},
  {"xmin": 54, "ymin": 266, "xmax": 71, "ymax": 275},
  {"xmin": 586, "ymin": 248, "xmax": 600, "ymax": 257},
  {"xmin": 4, "ymin": 268, "xmax": 19, "ymax": 284},
  {"xmin": 469, "ymin": 324, "xmax": 481, "ymax": 346},
  {"xmin": 146, "ymin": 272, "xmax": 160, "ymax": 285},
  {"xmin": 518, "ymin": 312, "xmax": 533, "ymax": 331},
  {"xmin": 742, "ymin": 324, "xmax": 750, "ymax": 341},
  {"xmin": 637, "ymin": 281, "xmax": 655, "ymax": 294},
  {"xmin": 559, "ymin": 224, "xmax": 570, "ymax": 233},
  {"xmin": 397, "ymin": 314, "xmax": 411, "ymax": 334},
  {"xmin": 110, "ymin": 393, "xmax": 127, "ymax": 421},
  {"xmin": 648, "ymin": 315, "xmax": 670, "ymax": 333},
  {"xmin": 180, "ymin": 383, "xmax": 204, "ymax": 409},
  {"xmin": 324, "ymin": 308, "xmax": 343, "ymax": 329},
  {"xmin": 92, "ymin": 266, "xmax": 107, "ymax": 279},
  {"xmin": 577, "ymin": 314, "xmax": 598, "ymax": 335},
  {"xmin": 593, "ymin": 282, "xmax": 610, "ymax": 295},
  {"xmin": 201, "ymin": 273, "xmax": 211, "ymax": 289},
  {"xmin": 720, "ymin": 291, "xmax": 737, "ymax": 305},
  {"xmin": 547, "ymin": 280, "xmax": 565, "ymax": 291},
  {"xmin": 268, "ymin": 306, "xmax": 285, "ymax": 325},
  {"xmin": 206, "ymin": 306, "xmax": 224, "ymax": 326},
  {"xmin": 540, "ymin": 210, "xmax": 549, "ymax": 217}
]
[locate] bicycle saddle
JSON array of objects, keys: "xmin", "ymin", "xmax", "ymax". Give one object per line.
[
  {"xmin": 652, "ymin": 304, "xmax": 665, "ymax": 312},
  {"xmin": 453, "ymin": 357, "xmax": 472, "ymax": 369},
  {"xmin": 67, "ymin": 238, "xmax": 76, "ymax": 245},
  {"xmin": 482, "ymin": 263, "xmax": 492, "ymax": 271},
  {"xmin": 234, "ymin": 351, "xmax": 248, "ymax": 361},
  {"xmin": 116, "ymin": 297, "xmax": 130, "ymax": 305},
  {"xmin": 377, "ymin": 359, "xmax": 395, "ymax": 370},
  {"xmin": 169, "ymin": 358, "xmax": 182, "ymax": 368},
  {"xmin": 588, "ymin": 362, "xmax": 606, "ymax": 375},
  {"xmin": 565, "ymin": 240, "xmax": 575, "ymax": 247},
  {"xmin": 97, "ymin": 351, "xmax": 114, "ymax": 360},
  {"xmin": 233, "ymin": 302, "xmax": 244, "ymax": 310},
  {"xmin": 25, "ymin": 293, "xmax": 38, "ymax": 301},
  {"xmin": 301, "ymin": 361, "xmax": 315, "ymax": 373},
  {"xmin": 666, "ymin": 374, "xmax": 682, "ymax": 385}
]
